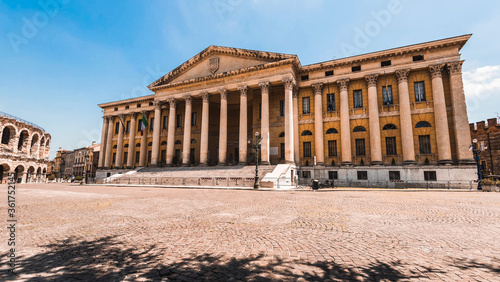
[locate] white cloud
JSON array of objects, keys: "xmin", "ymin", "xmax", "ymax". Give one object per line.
[{"xmin": 463, "ymin": 65, "xmax": 500, "ymax": 97}]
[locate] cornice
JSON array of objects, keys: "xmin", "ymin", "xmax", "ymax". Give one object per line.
[{"xmin": 98, "ymin": 95, "xmax": 155, "ymax": 109}]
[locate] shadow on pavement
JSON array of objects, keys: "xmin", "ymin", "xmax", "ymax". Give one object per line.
[{"xmin": 4, "ymin": 236, "xmax": 496, "ymax": 281}]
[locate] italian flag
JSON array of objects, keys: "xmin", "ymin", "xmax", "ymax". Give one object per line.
[{"xmin": 140, "ymin": 113, "xmax": 148, "ymax": 135}]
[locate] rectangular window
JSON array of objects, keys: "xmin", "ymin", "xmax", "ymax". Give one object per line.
[
  {"xmin": 126, "ymin": 120, "xmax": 130, "ymax": 134},
  {"xmin": 137, "ymin": 104, "xmax": 141, "ymax": 108},
  {"xmin": 419, "ymin": 135, "xmax": 431, "ymax": 154},
  {"xmin": 191, "ymin": 112, "xmax": 197, "ymax": 126},
  {"xmin": 357, "ymin": 171, "xmax": 368, "ymax": 180},
  {"xmin": 148, "ymin": 151, "xmax": 152, "ymax": 164},
  {"xmin": 385, "ymin": 137, "xmax": 397, "ymax": 155},
  {"xmin": 325, "ymin": 70, "xmax": 334, "ymax": 77},
  {"xmin": 352, "ymin": 65, "xmax": 361, "ymax": 72},
  {"xmin": 302, "ymin": 97, "xmax": 310, "ymax": 114},
  {"xmin": 112, "ymin": 153, "xmax": 116, "ymax": 164},
  {"xmin": 413, "ymin": 54, "xmax": 424, "ymax": 62},
  {"xmin": 135, "ymin": 152, "xmax": 140, "ymax": 164},
  {"xmin": 125, "ymin": 105, "xmax": 129, "ymax": 110},
  {"xmin": 161, "ymin": 150, "xmax": 166, "ymax": 164},
  {"xmin": 259, "ymin": 103, "xmax": 262, "ymax": 120},
  {"xmin": 353, "ymin": 90, "xmax": 363, "ymax": 108},
  {"xmin": 389, "ymin": 171, "xmax": 400, "ymax": 180},
  {"xmin": 163, "ymin": 116, "xmax": 168, "ymax": 130},
  {"xmin": 114, "ymin": 107, "xmax": 118, "ymax": 111},
  {"xmin": 123, "ymin": 152, "xmax": 128, "ymax": 163},
  {"xmin": 175, "ymin": 149, "xmax": 181, "ymax": 164},
  {"xmin": 381, "ymin": 60, "xmax": 391, "ymax": 67},
  {"xmin": 280, "ymin": 100, "xmax": 285, "ymax": 117},
  {"xmin": 382, "ymin": 85, "xmax": 393, "ymax": 105},
  {"xmin": 356, "ymin": 139, "xmax": 366, "ymax": 156},
  {"xmin": 414, "ymin": 81, "xmax": 426, "ymax": 102},
  {"xmin": 303, "ymin": 142, "xmax": 311, "ymax": 157},
  {"xmin": 190, "ymin": 148, "xmax": 195, "ymax": 164},
  {"xmin": 302, "ymin": 171, "xmax": 311, "ymax": 179},
  {"xmin": 424, "ymin": 171, "xmax": 437, "ymax": 181},
  {"xmin": 280, "ymin": 143, "xmax": 285, "ymax": 159},
  {"xmin": 301, "ymin": 74, "xmax": 309, "ymax": 81},
  {"xmin": 328, "ymin": 140, "xmax": 337, "ymax": 157},
  {"xmin": 326, "ymin": 93, "xmax": 335, "ymax": 111},
  {"xmin": 115, "ymin": 122, "xmax": 119, "ymax": 134},
  {"xmin": 176, "ymin": 114, "xmax": 182, "ymax": 128},
  {"xmin": 149, "ymin": 118, "xmax": 154, "ymax": 131},
  {"xmin": 328, "ymin": 171, "xmax": 338, "ymax": 180}
]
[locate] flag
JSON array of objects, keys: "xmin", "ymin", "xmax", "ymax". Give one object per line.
[{"xmin": 140, "ymin": 113, "xmax": 148, "ymax": 135}]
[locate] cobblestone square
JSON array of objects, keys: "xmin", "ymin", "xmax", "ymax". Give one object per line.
[{"xmin": 1, "ymin": 184, "xmax": 499, "ymax": 281}]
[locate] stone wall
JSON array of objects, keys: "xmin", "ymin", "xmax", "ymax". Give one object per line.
[{"xmin": 470, "ymin": 118, "xmax": 500, "ymax": 175}]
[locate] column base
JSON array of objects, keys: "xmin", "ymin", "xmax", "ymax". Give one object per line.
[
  {"xmin": 181, "ymin": 163, "xmax": 190, "ymax": 167},
  {"xmin": 438, "ymin": 159, "xmax": 453, "ymax": 165},
  {"xmin": 458, "ymin": 159, "xmax": 475, "ymax": 165},
  {"xmin": 217, "ymin": 162, "xmax": 227, "ymax": 166},
  {"xmin": 402, "ymin": 160, "xmax": 417, "ymax": 166},
  {"xmin": 199, "ymin": 163, "xmax": 208, "ymax": 167},
  {"xmin": 260, "ymin": 161, "xmax": 270, "ymax": 165},
  {"xmin": 285, "ymin": 160, "xmax": 295, "ymax": 164},
  {"xmin": 150, "ymin": 164, "xmax": 159, "ymax": 168},
  {"xmin": 165, "ymin": 164, "xmax": 173, "ymax": 167},
  {"xmin": 370, "ymin": 161, "xmax": 383, "ymax": 166},
  {"xmin": 126, "ymin": 166, "xmax": 134, "ymax": 169},
  {"xmin": 341, "ymin": 161, "xmax": 353, "ymax": 166},
  {"xmin": 238, "ymin": 162, "xmax": 248, "ymax": 166}
]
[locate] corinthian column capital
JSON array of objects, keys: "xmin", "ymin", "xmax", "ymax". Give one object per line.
[
  {"xmin": 293, "ymin": 86, "xmax": 299, "ymax": 98},
  {"xmin": 364, "ymin": 74, "xmax": 379, "ymax": 87},
  {"xmin": 259, "ymin": 81, "xmax": 270, "ymax": 93},
  {"xmin": 429, "ymin": 64, "xmax": 445, "ymax": 79},
  {"xmin": 312, "ymin": 83, "xmax": 323, "ymax": 95},
  {"xmin": 238, "ymin": 85, "xmax": 248, "ymax": 97},
  {"xmin": 219, "ymin": 88, "xmax": 227, "ymax": 100},
  {"xmin": 282, "ymin": 78, "xmax": 295, "ymax": 90},
  {"xmin": 183, "ymin": 95, "xmax": 192, "ymax": 105},
  {"xmin": 395, "ymin": 69, "xmax": 410, "ymax": 84},
  {"xmin": 447, "ymin": 61, "xmax": 464, "ymax": 76},
  {"xmin": 337, "ymin": 78, "xmax": 350, "ymax": 92},
  {"xmin": 167, "ymin": 98, "xmax": 176, "ymax": 108},
  {"xmin": 201, "ymin": 92, "xmax": 210, "ymax": 102},
  {"xmin": 153, "ymin": 100, "xmax": 161, "ymax": 109}
]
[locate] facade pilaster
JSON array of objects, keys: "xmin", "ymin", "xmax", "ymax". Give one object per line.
[
  {"xmin": 395, "ymin": 69, "xmax": 417, "ymax": 165},
  {"xmin": 283, "ymin": 78, "xmax": 295, "ymax": 163},
  {"xmin": 151, "ymin": 101, "xmax": 162, "ymax": 166},
  {"xmin": 127, "ymin": 113, "xmax": 137, "ymax": 168},
  {"xmin": 166, "ymin": 99, "xmax": 176, "ymax": 166},
  {"xmin": 448, "ymin": 61, "xmax": 474, "ymax": 164},
  {"xmin": 365, "ymin": 74, "xmax": 383, "ymax": 165},
  {"xmin": 182, "ymin": 96, "xmax": 193, "ymax": 166},
  {"xmin": 98, "ymin": 116, "xmax": 108, "ymax": 168},
  {"xmin": 115, "ymin": 114, "xmax": 125, "ymax": 168},
  {"xmin": 429, "ymin": 64, "xmax": 453, "ymax": 164},
  {"xmin": 218, "ymin": 89, "xmax": 228, "ymax": 165},
  {"xmin": 338, "ymin": 79, "xmax": 352, "ymax": 165},
  {"xmin": 200, "ymin": 93, "xmax": 210, "ymax": 166},
  {"xmin": 104, "ymin": 116, "xmax": 114, "ymax": 168},
  {"xmin": 238, "ymin": 86, "xmax": 248, "ymax": 165},
  {"xmin": 139, "ymin": 111, "xmax": 148, "ymax": 167},
  {"xmin": 293, "ymin": 87, "xmax": 300, "ymax": 164},
  {"xmin": 312, "ymin": 83, "xmax": 325, "ymax": 166},
  {"xmin": 259, "ymin": 82, "xmax": 270, "ymax": 165}
]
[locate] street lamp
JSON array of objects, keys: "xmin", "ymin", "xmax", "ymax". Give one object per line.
[
  {"xmin": 253, "ymin": 131, "xmax": 263, "ymax": 189},
  {"xmin": 470, "ymin": 139, "xmax": 487, "ymax": 190}
]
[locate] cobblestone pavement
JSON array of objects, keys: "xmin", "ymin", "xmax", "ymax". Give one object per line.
[{"xmin": 1, "ymin": 184, "xmax": 499, "ymax": 281}]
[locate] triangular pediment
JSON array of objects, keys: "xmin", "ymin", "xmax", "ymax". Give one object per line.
[{"xmin": 149, "ymin": 46, "xmax": 298, "ymax": 90}]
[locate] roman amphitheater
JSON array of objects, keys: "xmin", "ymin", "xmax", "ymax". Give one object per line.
[{"xmin": 0, "ymin": 112, "xmax": 51, "ymax": 184}]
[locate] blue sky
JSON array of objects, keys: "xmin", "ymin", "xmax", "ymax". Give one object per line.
[{"xmin": 1, "ymin": 0, "xmax": 500, "ymax": 159}]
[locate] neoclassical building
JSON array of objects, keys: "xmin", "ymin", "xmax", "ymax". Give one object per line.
[
  {"xmin": 97, "ymin": 35, "xmax": 476, "ymax": 183},
  {"xmin": 0, "ymin": 112, "xmax": 51, "ymax": 184}
]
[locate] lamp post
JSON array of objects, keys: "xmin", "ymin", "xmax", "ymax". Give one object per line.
[
  {"xmin": 470, "ymin": 139, "xmax": 487, "ymax": 190},
  {"xmin": 253, "ymin": 131, "xmax": 262, "ymax": 189}
]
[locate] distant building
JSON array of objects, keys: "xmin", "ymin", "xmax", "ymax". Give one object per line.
[
  {"xmin": 470, "ymin": 118, "xmax": 500, "ymax": 175},
  {"xmin": 0, "ymin": 112, "xmax": 51, "ymax": 184},
  {"xmin": 74, "ymin": 143, "xmax": 100, "ymax": 179}
]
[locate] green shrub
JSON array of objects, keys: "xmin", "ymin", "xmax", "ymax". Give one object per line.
[
  {"xmin": 391, "ymin": 158, "xmax": 396, "ymax": 165},
  {"xmin": 360, "ymin": 159, "xmax": 364, "ymax": 165},
  {"xmin": 331, "ymin": 159, "xmax": 335, "ymax": 166},
  {"xmin": 305, "ymin": 160, "xmax": 309, "ymax": 166},
  {"xmin": 424, "ymin": 157, "xmax": 430, "ymax": 165}
]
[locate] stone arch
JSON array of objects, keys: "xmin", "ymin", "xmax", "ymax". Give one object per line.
[
  {"xmin": 14, "ymin": 165, "xmax": 25, "ymax": 183},
  {"xmin": 30, "ymin": 132, "xmax": 40, "ymax": 156},
  {"xmin": 326, "ymin": 128, "xmax": 338, "ymax": 134},
  {"xmin": 27, "ymin": 165, "xmax": 36, "ymax": 183},
  {"xmin": 17, "ymin": 129, "xmax": 30, "ymax": 152},
  {"xmin": 39, "ymin": 136, "xmax": 46, "ymax": 158},
  {"xmin": 301, "ymin": 130, "xmax": 313, "ymax": 136},
  {"xmin": 1, "ymin": 124, "xmax": 17, "ymax": 148},
  {"xmin": 0, "ymin": 163, "xmax": 11, "ymax": 184}
]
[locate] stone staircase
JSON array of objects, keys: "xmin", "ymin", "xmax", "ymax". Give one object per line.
[{"xmin": 261, "ymin": 164, "xmax": 297, "ymax": 189}]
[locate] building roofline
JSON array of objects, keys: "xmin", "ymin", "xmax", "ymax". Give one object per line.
[{"xmin": 98, "ymin": 94, "xmax": 155, "ymax": 108}]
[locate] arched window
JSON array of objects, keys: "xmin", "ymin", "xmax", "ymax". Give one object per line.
[
  {"xmin": 301, "ymin": 130, "xmax": 313, "ymax": 136},
  {"xmin": 326, "ymin": 128, "xmax": 338, "ymax": 134},
  {"xmin": 161, "ymin": 141, "xmax": 167, "ymax": 145},
  {"xmin": 175, "ymin": 140, "xmax": 182, "ymax": 145},
  {"xmin": 135, "ymin": 143, "xmax": 141, "ymax": 147},
  {"xmin": 353, "ymin": 126, "xmax": 367, "ymax": 132},
  {"xmin": 191, "ymin": 139, "xmax": 196, "ymax": 144},
  {"xmin": 148, "ymin": 142, "xmax": 152, "ymax": 146},
  {"xmin": 382, "ymin": 124, "xmax": 397, "ymax": 130},
  {"xmin": 415, "ymin": 121, "xmax": 431, "ymax": 128},
  {"xmin": 124, "ymin": 144, "xmax": 129, "ymax": 148},
  {"xmin": 112, "ymin": 145, "xmax": 117, "ymax": 149},
  {"xmin": 279, "ymin": 132, "xmax": 285, "ymax": 138},
  {"xmin": 1, "ymin": 127, "xmax": 10, "ymax": 145}
]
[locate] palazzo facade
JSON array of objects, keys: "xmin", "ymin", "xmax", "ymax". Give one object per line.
[{"xmin": 97, "ymin": 35, "xmax": 476, "ymax": 182}]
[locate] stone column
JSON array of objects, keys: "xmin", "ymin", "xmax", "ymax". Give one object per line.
[
  {"xmin": 127, "ymin": 113, "xmax": 137, "ymax": 168},
  {"xmin": 238, "ymin": 86, "xmax": 248, "ymax": 165},
  {"xmin": 338, "ymin": 79, "xmax": 352, "ymax": 165},
  {"xmin": 312, "ymin": 83, "xmax": 325, "ymax": 166},
  {"xmin": 429, "ymin": 64, "xmax": 452, "ymax": 164},
  {"xmin": 166, "ymin": 99, "xmax": 177, "ymax": 166},
  {"xmin": 115, "ymin": 114, "xmax": 125, "ymax": 168},
  {"xmin": 283, "ymin": 78, "xmax": 295, "ymax": 163},
  {"xmin": 259, "ymin": 82, "xmax": 270, "ymax": 165},
  {"xmin": 218, "ymin": 89, "xmax": 228, "ymax": 165},
  {"xmin": 151, "ymin": 101, "xmax": 162, "ymax": 166},
  {"xmin": 104, "ymin": 116, "xmax": 114, "ymax": 168},
  {"xmin": 98, "ymin": 117, "xmax": 108, "ymax": 168},
  {"xmin": 139, "ymin": 112, "xmax": 148, "ymax": 167},
  {"xmin": 448, "ymin": 61, "xmax": 474, "ymax": 164},
  {"xmin": 365, "ymin": 74, "xmax": 383, "ymax": 165},
  {"xmin": 200, "ymin": 93, "xmax": 210, "ymax": 166},
  {"xmin": 395, "ymin": 69, "xmax": 417, "ymax": 165},
  {"xmin": 182, "ymin": 95, "xmax": 193, "ymax": 166},
  {"xmin": 293, "ymin": 87, "xmax": 300, "ymax": 164}
]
